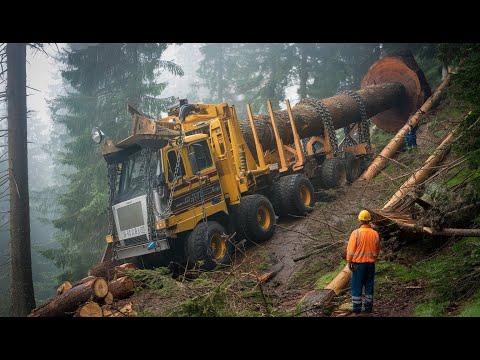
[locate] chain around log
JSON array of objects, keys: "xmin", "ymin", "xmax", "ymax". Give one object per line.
[
  {"xmin": 299, "ymin": 98, "xmax": 339, "ymax": 154},
  {"xmin": 337, "ymin": 90, "xmax": 371, "ymax": 145}
]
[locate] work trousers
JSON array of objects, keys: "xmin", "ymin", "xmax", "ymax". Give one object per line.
[{"xmin": 351, "ymin": 262, "xmax": 375, "ymax": 312}]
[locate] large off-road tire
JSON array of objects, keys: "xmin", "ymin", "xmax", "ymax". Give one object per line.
[
  {"xmin": 360, "ymin": 153, "xmax": 374, "ymax": 172},
  {"xmin": 321, "ymin": 158, "xmax": 347, "ymax": 189},
  {"xmin": 273, "ymin": 173, "xmax": 315, "ymax": 217},
  {"xmin": 345, "ymin": 154, "xmax": 363, "ymax": 183},
  {"xmin": 185, "ymin": 221, "xmax": 233, "ymax": 270},
  {"xmin": 236, "ymin": 194, "xmax": 275, "ymax": 243}
]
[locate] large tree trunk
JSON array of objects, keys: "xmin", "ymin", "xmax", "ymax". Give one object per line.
[
  {"xmin": 8, "ymin": 43, "xmax": 35, "ymax": 316},
  {"xmin": 108, "ymin": 276, "xmax": 135, "ymax": 300},
  {"xmin": 238, "ymin": 82, "xmax": 407, "ymax": 153},
  {"xmin": 30, "ymin": 277, "xmax": 108, "ymax": 317},
  {"xmin": 238, "ymin": 51, "xmax": 429, "ymax": 154},
  {"xmin": 360, "ymin": 75, "xmax": 451, "ymax": 182}
]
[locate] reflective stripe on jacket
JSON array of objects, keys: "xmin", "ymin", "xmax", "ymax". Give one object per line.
[{"xmin": 346, "ymin": 224, "xmax": 380, "ymax": 263}]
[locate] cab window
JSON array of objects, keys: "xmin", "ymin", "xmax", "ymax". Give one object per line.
[
  {"xmin": 188, "ymin": 140, "xmax": 213, "ymax": 172},
  {"xmin": 167, "ymin": 150, "xmax": 185, "ymax": 182}
]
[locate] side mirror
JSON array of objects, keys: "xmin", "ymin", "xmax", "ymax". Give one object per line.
[{"xmin": 188, "ymin": 151, "xmax": 199, "ymax": 175}]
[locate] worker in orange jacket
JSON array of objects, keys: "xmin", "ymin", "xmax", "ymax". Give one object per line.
[{"xmin": 346, "ymin": 210, "xmax": 380, "ymax": 314}]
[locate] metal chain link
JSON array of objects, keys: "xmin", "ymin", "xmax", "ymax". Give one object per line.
[
  {"xmin": 342, "ymin": 125, "xmax": 357, "ymax": 147},
  {"xmin": 107, "ymin": 163, "xmax": 117, "ymax": 235},
  {"xmin": 337, "ymin": 90, "xmax": 371, "ymax": 145},
  {"xmin": 299, "ymin": 98, "xmax": 339, "ymax": 154},
  {"xmin": 141, "ymin": 147, "xmax": 156, "ymax": 239},
  {"xmin": 197, "ymin": 173, "xmax": 212, "ymax": 257},
  {"xmin": 159, "ymin": 135, "xmax": 185, "ymax": 219}
]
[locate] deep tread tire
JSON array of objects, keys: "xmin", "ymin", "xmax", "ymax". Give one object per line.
[
  {"xmin": 321, "ymin": 158, "xmax": 347, "ymax": 189},
  {"xmin": 273, "ymin": 173, "xmax": 315, "ymax": 217},
  {"xmin": 236, "ymin": 194, "xmax": 275, "ymax": 243},
  {"xmin": 345, "ymin": 154, "xmax": 363, "ymax": 183},
  {"xmin": 186, "ymin": 221, "xmax": 233, "ymax": 270}
]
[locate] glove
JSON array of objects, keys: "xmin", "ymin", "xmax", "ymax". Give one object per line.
[{"xmin": 348, "ymin": 262, "xmax": 356, "ymax": 272}]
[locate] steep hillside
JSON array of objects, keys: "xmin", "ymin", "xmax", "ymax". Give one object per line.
[{"xmin": 126, "ymin": 85, "xmax": 479, "ymax": 317}]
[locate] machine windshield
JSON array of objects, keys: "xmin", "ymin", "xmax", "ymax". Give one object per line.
[
  {"xmin": 118, "ymin": 151, "xmax": 144, "ymax": 195},
  {"xmin": 118, "ymin": 150, "xmax": 162, "ymax": 194}
]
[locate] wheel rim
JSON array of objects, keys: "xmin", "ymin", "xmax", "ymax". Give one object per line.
[
  {"xmin": 351, "ymin": 158, "xmax": 361, "ymax": 178},
  {"xmin": 256, "ymin": 206, "xmax": 271, "ymax": 230},
  {"xmin": 210, "ymin": 233, "xmax": 226, "ymax": 259},
  {"xmin": 300, "ymin": 184, "xmax": 312, "ymax": 206}
]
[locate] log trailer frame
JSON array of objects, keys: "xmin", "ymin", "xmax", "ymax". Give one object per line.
[{"xmin": 95, "ymin": 51, "xmax": 430, "ymax": 270}]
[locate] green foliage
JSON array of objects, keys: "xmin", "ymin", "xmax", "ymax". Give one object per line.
[
  {"xmin": 129, "ymin": 267, "xmax": 177, "ymax": 296},
  {"xmin": 231, "ymin": 43, "xmax": 294, "ymax": 113},
  {"xmin": 255, "ymin": 250, "xmax": 274, "ymax": 271},
  {"xmin": 370, "ymin": 127, "xmax": 394, "ymax": 151},
  {"xmin": 459, "ymin": 291, "xmax": 480, "ymax": 317},
  {"xmin": 415, "ymin": 301, "xmax": 448, "ymax": 317},
  {"xmin": 47, "ymin": 44, "xmax": 183, "ymax": 281},
  {"xmin": 415, "ymin": 238, "xmax": 480, "ymax": 304},
  {"xmin": 197, "ymin": 43, "xmax": 382, "ymax": 114},
  {"xmin": 314, "ymin": 260, "xmax": 346, "ymax": 289},
  {"xmin": 176, "ymin": 287, "xmax": 229, "ymax": 317},
  {"xmin": 375, "ymin": 261, "xmax": 418, "ymax": 282},
  {"xmin": 197, "ymin": 43, "xmax": 238, "ymax": 105},
  {"xmin": 440, "ymin": 44, "xmax": 480, "ymax": 169}
]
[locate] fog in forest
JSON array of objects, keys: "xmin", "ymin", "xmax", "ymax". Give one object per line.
[{"xmin": 0, "ymin": 43, "xmax": 444, "ymax": 315}]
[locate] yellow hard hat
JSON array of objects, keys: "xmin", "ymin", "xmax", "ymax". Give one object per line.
[{"xmin": 358, "ymin": 210, "xmax": 371, "ymax": 221}]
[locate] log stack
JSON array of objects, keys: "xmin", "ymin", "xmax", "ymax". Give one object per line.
[{"xmin": 30, "ymin": 263, "xmax": 138, "ymax": 317}]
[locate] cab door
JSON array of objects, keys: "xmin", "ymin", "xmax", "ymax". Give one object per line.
[{"xmin": 185, "ymin": 140, "xmax": 226, "ymax": 222}]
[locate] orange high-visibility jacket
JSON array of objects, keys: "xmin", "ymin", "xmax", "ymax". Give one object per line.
[{"xmin": 346, "ymin": 224, "xmax": 380, "ymax": 263}]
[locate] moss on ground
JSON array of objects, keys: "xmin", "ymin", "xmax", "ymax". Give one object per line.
[
  {"xmin": 314, "ymin": 260, "xmax": 347, "ymax": 289},
  {"xmin": 459, "ymin": 291, "xmax": 480, "ymax": 317}
]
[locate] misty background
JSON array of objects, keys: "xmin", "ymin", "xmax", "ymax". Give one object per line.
[{"xmin": 0, "ymin": 43, "xmax": 443, "ymax": 315}]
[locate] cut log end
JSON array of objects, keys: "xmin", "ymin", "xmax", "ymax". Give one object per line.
[
  {"xmin": 103, "ymin": 292, "xmax": 113, "ymax": 305},
  {"xmin": 361, "ymin": 51, "xmax": 431, "ymax": 132},
  {"xmin": 113, "ymin": 263, "xmax": 137, "ymax": 280},
  {"xmin": 93, "ymin": 278, "xmax": 109, "ymax": 299},
  {"xmin": 56, "ymin": 281, "xmax": 72, "ymax": 295},
  {"xmin": 102, "ymin": 302, "xmax": 137, "ymax": 317},
  {"xmin": 74, "ymin": 302, "xmax": 103, "ymax": 317}
]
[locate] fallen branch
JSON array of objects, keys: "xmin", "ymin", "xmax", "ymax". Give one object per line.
[
  {"xmin": 257, "ymin": 262, "xmax": 284, "ymax": 284},
  {"xmin": 397, "ymin": 222, "xmax": 480, "ymax": 237},
  {"xmin": 383, "ymin": 126, "xmax": 459, "ymax": 209}
]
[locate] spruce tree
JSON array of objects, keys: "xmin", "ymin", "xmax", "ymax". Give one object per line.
[{"xmin": 45, "ymin": 43, "xmax": 183, "ymax": 281}]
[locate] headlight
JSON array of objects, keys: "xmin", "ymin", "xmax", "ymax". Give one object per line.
[{"xmin": 91, "ymin": 127, "xmax": 105, "ymax": 144}]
